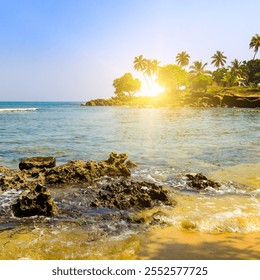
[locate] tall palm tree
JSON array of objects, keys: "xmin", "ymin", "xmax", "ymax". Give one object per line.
[
  {"xmin": 144, "ymin": 59, "xmax": 160, "ymax": 77},
  {"xmin": 144, "ymin": 59, "xmax": 153, "ymax": 78},
  {"xmin": 189, "ymin": 61, "xmax": 211, "ymax": 76},
  {"xmin": 211, "ymin": 51, "xmax": 227, "ymax": 68},
  {"xmin": 249, "ymin": 34, "xmax": 260, "ymax": 60},
  {"xmin": 133, "ymin": 55, "xmax": 149, "ymax": 85},
  {"xmin": 176, "ymin": 51, "xmax": 190, "ymax": 67},
  {"xmin": 133, "ymin": 55, "xmax": 147, "ymax": 72},
  {"xmin": 151, "ymin": 59, "xmax": 160, "ymax": 75}
]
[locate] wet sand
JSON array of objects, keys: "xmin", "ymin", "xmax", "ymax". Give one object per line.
[{"xmin": 137, "ymin": 226, "xmax": 260, "ymax": 260}]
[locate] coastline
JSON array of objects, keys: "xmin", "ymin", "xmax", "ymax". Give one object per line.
[{"xmin": 82, "ymin": 87, "xmax": 260, "ymax": 108}]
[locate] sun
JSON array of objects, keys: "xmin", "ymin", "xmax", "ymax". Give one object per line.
[{"xmin": 140, "ymin": 81, "xmax": 165, "ymax": 97}]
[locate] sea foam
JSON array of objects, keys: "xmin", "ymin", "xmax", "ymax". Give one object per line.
[{"xmin": 0, "ymin": 108, "xmax": 38, "ymax": 112}]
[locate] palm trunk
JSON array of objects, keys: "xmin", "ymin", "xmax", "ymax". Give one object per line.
[{"xmin": 142, "ymin": 72, "xmax": 151, "ymax": 89}]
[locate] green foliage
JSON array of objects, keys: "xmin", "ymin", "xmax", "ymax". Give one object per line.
[
  {"xmin": 113, "ymin": 73, "xmax": 141, "ymax": 97},
  {"xmin": 221, "ymin": 71, "xmax": 244, "ymax": 87},
  {"xmin": 189, "ymin": 61, "xmax": 211, "ymax": 76},
  {"xmin": 212, "ymin": 68, "xmax": 228, "ymax": 86},
  {"xmin": 133, "ymin": 55, "xmax": 146, "ymax": 72},
  {"xmin": 190, "ymin": 75, "xmax": 213, "ymax": 92},
  {"xmin": 176, "ymin": 51, "xmax": 190, "ymax": 67},
  {"xmin": 247, "ymin": 59, "xmax": 260, "ymax": 85},
  {"xmin": 157, "ymin": 64, "xmax": 188, "ymax": 93},
  {"xmin": 211, "ymin": 51, "xmax": 227, "ymax": 68},
  {"xmin": 249, "ymin": 34, "xmax": 260, "ymax": 60}
]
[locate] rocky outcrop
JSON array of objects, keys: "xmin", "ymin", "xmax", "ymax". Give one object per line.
[
  {"xmin": 12, "ymin": 184, "xmax": 57, "ymax": 217},
  {"xmin": 183, "ymin": 92, "xmax": 222, "ymax": 107},
  {"xmin": 186, "ymin": 173, "xmax": 221, "ymax": 190},
  {"xmin": 221, "ymin": 95, "xmax": 260, "ymax": 108},
  {"xmin": 0, "ymin": 153, "xmax": 175, "ymax": 220},
  {"xmin": 90, "ymin": 179, "xmax": 173, "ymax": 210},
  {"xmin": 83, "ymin": 98, "xmax": 115, "ymax": 106},
  {"xmin": 45, "ymin": 152, "xmax": 132, "ymax": 185},
  {"xmin": 0, "ymin": 153, "xmax": 143, "ymax": 218},
  {"xmin": 19, "ymin": 156, "xmax": 56, "ymax": 170},
  {"xmin": 183, "ymin": 92, "xmax": 260, "ymax": 108}
]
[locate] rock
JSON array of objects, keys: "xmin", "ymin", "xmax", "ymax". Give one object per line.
[
  {"xmin": 183, "ymin": 92, "xmax": 222, "ymax": 107},
  {"xmin": 45, "ymin": 152, "xmax": 132, "ymax": 185},
  {"xmin": 12, "ymin": 184, "xmax": 57, "ymax": 217},
  {"xmin": 125, "ymin": 160, "xmax": 138, "ymax": 168},
  {"xmin": 186, "ymin": 173, "xmax": 221, "ymax": 190},
  {"xmin": 0, "ymin": 172, "xmax": 29, "ymax": 191},
  {"xmin": 0, "ymin": 166, "xmax": 16, "ymax": 176},
  {"xmin": 19, "ymin": 156, "xmax": 56, "ymax": 170},
  {"xmin": 90, "ymin": 179, "xmax": 174, "ymax": 210},
  {"xmin": 222, "ymin": 94, "xmax": 260, "ymax": 108}
]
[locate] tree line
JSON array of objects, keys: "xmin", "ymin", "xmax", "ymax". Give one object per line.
[{"xmin": 113, "ymin": 34, "xmax": 260, "ymax": 97}]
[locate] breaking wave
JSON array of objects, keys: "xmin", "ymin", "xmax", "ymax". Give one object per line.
[{"xmin": 0, "ymin": 108, "xmax": 38, "ymax": 112}]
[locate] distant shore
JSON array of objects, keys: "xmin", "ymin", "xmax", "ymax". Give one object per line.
[{"xmin": 82, "ymin": 87, "xmax": 260, "ymax": 108}]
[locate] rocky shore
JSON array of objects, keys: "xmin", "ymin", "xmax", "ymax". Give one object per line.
[
  {"xmin": 183, "ymin": 92, "xmax": 260, "ymax": 108},
  {"xmin": 82, "ymin": 92, "xmax": 260, "ymax": 108},
  {"xmin": 0, "ymin": 153, "xmax": 173, "ymax": 219},
  {"xmin": 0, "ymin": 153, "xmax": 222, "ymax": 222}
]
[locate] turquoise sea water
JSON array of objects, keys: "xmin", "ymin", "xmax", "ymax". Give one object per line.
[
  {"xmin": 0, "ymin": 101, "xmax": 259, "ymax": 171},
  {"xmin": 1, "ymin": 102, "xmax": 260, "ymax": 259}
]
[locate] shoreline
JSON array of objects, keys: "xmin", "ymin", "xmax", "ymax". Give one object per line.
[{"xmin": 82, "ymin": 88, "xmax": 260, "ymax": 108}]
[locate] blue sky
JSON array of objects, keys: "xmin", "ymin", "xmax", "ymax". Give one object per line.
[{"xmin": 0, "ymin": 0, "xmax": 259, "ymax": 101}]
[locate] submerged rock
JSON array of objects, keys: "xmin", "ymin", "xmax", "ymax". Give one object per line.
[
  {"xmin": 19, "ymin": 156, "xmax": 56, "ymax": 171},
  {"xmin": 186, "ymin": 173, "xmax": 221, "ymax": 190},
  {"xmin": 12, "ymin": 184, "xmax": 57, "ymax": 217}
]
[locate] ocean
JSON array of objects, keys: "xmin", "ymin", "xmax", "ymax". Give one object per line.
[
  {"xmin": 1, "ymin": 101, "xmax": 259, "ymax": 169},
  {"xmin": 0, "ymin": 101, "xmax": 260, "ymax": 259}
]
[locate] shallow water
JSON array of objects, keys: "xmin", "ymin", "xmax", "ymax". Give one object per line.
[{"xmin": 0, "ymin": 102, "xmax": 260, "ymax": 259}]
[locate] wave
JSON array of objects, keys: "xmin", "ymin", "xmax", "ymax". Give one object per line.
[{"xmin": 0, "ymin": 108, "xmax": 38, "ymax": 112}]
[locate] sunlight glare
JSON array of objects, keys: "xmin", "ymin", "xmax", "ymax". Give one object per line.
[{"xmin": 140, "ymin": 81, "xmax": 165, "ymax": 97}]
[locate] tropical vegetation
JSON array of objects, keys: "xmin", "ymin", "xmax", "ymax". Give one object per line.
[
  {"xmin": 249, "ymin": 34, "xmax": 260, "ymax": 60},
  {"xmin": 211, "ymin": 51, "xmax": 227, "ymax": 68},
  {"xmin": 109, "ymin": 34, "xmax": 260, "ymax": 102},
  {"xmin": 176, "ymin": 51, "xmax": 190, "ymax": 67},
  {"xmin": 112, "ymin": 73, "xmax": 141, "ymax": 97}
]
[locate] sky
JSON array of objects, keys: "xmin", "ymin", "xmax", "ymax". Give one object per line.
[{"xmin": 0, "ymin": 0, "xmax": 259, "ymax": 101}]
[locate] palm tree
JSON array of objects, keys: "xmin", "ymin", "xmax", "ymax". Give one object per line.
[
  {"xmin": 144, "ymin": 59, "xmax": 160, "ymax": 77},
  {"xmin": 176, "ymin": 51, "xmax": 190, "ymax": 67},
  {"xmin": 211, "ymin": 51, "xmax": 227, "ymax": 68},
  {"xmin": 133, "ymin": 55, "xmax": 147, "ymax": 72},
  {"xmin": 229, "ymin": 59, "xmax": 248, "ymax": 83},
  {"xmin": 144, "ymin": 59, "xmax": 153, "ymax": 78},
  {"xmin": 249, "ymin": 34, "xmax": 260, "ymax": 60},
  {"xmin": 151, "ymin": 59, "xmax": 160, "ymax": 75},
  {"xmin": 189, "ymin": 61, "xmax": 211, "ymax": 76},
  {"xmin": 133, "ymin": 55, "xmax": 149, "ymax": 85}
]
